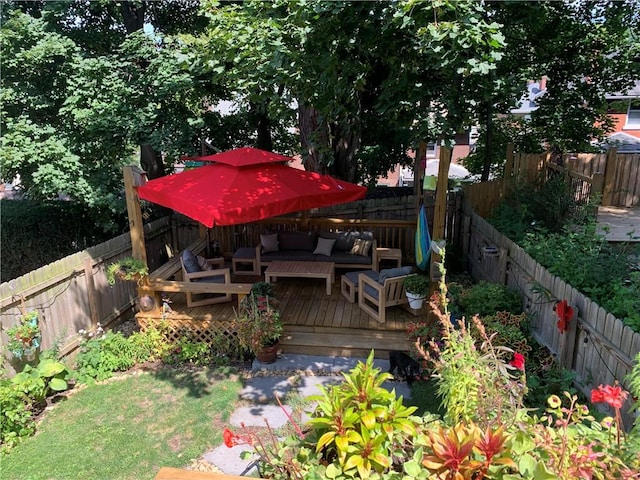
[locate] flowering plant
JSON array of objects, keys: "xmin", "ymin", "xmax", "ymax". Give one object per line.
[
  {"xmin": 235, "ymin": 293, "xmax": 283, "ymax": 356},
  {"xmin": 6, "ymin": 311, "xmax": 41, "ymax": 358}
]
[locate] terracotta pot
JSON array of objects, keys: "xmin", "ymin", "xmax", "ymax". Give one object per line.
[{"xmin": 256, "ymin": 341, "xmax": 279, "ymax": 364}]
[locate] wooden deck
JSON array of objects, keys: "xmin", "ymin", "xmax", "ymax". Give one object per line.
[
  {"xmin": 136, "ymin": 270, "xmax": 422, "ymax": 359},
  {"xmin": 596, "ymin": 206, "xmax": 640, "ymax": 242}
]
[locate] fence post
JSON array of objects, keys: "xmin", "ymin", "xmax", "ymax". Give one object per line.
[
  {"xmin": 601, "ymin": 148, "xmax": 618, "ymax": 206},
  {"xmin": 504, "ymin": 143, "xmax": 514, "ymax": 180},
  {"xmin": 558, "ymin": 306, "xmax": 579, "ymax": 370},
  {"xmin": 83, "ymin": 257, "xmax": 101, "ymax": 329}
]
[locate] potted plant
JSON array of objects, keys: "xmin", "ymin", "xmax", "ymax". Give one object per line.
[
  {"xmin": 106, "ymin": 257, "xmax": 149, "ymax": 286},
  {"xmin": 403, "ymin": 274, "xmax": 429, "ymax": 309},
  {"xmin": 6, "ymin": 311, "xmax": 41, "ymax": 360},
  {"xmin": 235, "ymin": 290, "xmax": 283, "ymax": 364}
]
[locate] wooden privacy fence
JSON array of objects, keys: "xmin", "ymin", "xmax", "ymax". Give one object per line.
[
  {"xmin": 462, "ymin": 201, "xmax": 639, "ymax": 428},
  {"xmin": 466, "ymin": 148, "xmax": 639, "ymax": 217},
  {"xmin": 0, "ymin": 217, "xmax": 200, "ymax": 375}
]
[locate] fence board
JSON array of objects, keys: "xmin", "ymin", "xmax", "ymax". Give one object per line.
[{"xmin": 464, "ymin": 200, "xmax": 639, "ymax": 429}]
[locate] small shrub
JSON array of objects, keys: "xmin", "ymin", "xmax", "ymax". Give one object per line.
[
  {"xmin": 457, "ymin": 281, "xmax": 522, "ymax": 317},
  {"xmin": 169, "ymin": 337, "xmax": 213, "ymax": 365},
  {"xmin": 0, "ymin": 378, "xmax": 35, "ymax": 453},
  {"xmin": 74, "ymin": 331, "xmax": 147, "ymax": 383}
]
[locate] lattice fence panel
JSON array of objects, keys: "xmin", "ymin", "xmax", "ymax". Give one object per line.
[{"xmin": 137, "ymin": 318, "xmax": 239, "ymax": 346}]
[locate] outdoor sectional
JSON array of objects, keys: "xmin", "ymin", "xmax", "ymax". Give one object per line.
[{"xmin": 232, "ymin": 230, "xmax": 378, "ymax": 274}]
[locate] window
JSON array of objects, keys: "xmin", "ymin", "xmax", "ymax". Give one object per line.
[{"xmin": 626, "ymin": 103, "xmax": 640, "ymax": 128}]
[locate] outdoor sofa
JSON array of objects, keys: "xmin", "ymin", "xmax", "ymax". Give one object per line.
[{"xmin": 232, "ymin": 230, "xmax": 378, "ymax": 274}]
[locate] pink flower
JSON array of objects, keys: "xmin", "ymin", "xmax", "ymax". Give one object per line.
[
  {"xmin": 510, "ymin": 352, "xmax": 525, "ymax": 371},
  {"xmin": 591, "ymin": 384, "xmax": 628, "ymax": 410}
]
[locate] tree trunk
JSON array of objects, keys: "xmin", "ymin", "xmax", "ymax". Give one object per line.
[
  {"xmin": 298, "ymin": 103, "xmax": 328, "ymax": 173},
  {"xmin": 120, "ymin": 2, "xmax": 145, "ymax": 33},
  {"xmin": 330, "ymin": 121, "xmax": 360, "ymax": 184},
  {"xmin": 249, "ymin": 101, "xmax": 273, "ymax": 152},
  {"xmin": 140, "ymin": 144, "xmax": 165, "ymax": 180}
]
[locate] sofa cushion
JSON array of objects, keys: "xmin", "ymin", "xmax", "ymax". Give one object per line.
[
  {"xmin": 279, "ymin": 231, "xmax": 316, "ymax": 251},
  {"xmin": 313, "ymin": 237, "xmax": 336, "ymax": 256},
  {"xmin": 378, "ymin": 266, "xmax": 413, "ymax": 285},
  {"xmin": 193, "ymin": 274, "xmax": 226, "ymax": 284},
  {"xmin": 350, "ymin": 238, "xmax": 373, "ymax": 257},
  {"xmin": 344, "ymin": 269, "xmax": 379, "ymax": 285},
  {"xmin": 260, "ymin": 233, "xmax": 279, "ymax": 253},
  {"xmin": 319, "ymin": 231, "xmax": 354, "ymax": 252},
  {"xmin": 261, "ymin": 250, "xmax": 317, "ymax": 262},
  {"xmin": 181, "ymin": 250, "xmax": 201, "ymax": 273},
  {"xmin": 327, "ymin": 251, "xmax": 373, "ymax": 265}
]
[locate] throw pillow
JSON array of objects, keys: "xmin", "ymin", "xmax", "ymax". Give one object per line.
[
  {"xmin": 313, "ymin": 237, "xmax": 336, "ymax": 256},
  {"xmin": 197, "ymin": 255, "xmax": 214, "ymax": 271},
  {"xmin": 349, "ymin": 238, "xmax": 372, "ymax": 257},
  {"xmin": 260, "ymin": 233, "xmax": 279, "ymax": 253},
  {"xmin": 181, "ymin": 249, "xmax": 201, "ymax": 273}
]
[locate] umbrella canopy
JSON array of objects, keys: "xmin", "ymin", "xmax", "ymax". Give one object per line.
[{"xmin": 136, "ymin": 148, "xmax": 367, "ymax": 227}]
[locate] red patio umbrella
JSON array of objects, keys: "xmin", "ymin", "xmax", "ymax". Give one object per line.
[{"xmin": 136, "ymin": 147, "xmax": 367, "ymax": 227}]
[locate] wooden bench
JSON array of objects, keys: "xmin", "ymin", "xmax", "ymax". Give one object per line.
[
  {"xmin": 155, "ymin": 466, "xmax": 245, "ymax": 480},
  {"xmin": 148, "ymin": 279, "xmax": 253, "ymax": 308}
]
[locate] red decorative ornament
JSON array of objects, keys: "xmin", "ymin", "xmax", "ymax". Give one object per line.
[{"xmin": 555, "ymin": 300, "xmax": 574, "ymax": 334}]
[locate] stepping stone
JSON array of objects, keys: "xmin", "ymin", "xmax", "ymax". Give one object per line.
[
  {"xmin": 239, "ymin": 376, "xmax": 294, "ymax": 402},
  {"xmin": 230, "ymin": 404, "xmax": 293, "ymax": 429},
  {"xmin": 203, "ymin": 444, "xmax": 259, "ymax": 477}
]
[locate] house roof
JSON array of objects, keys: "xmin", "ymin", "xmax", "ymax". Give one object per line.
[{"xmin": 606, "ymin": 80, "xmax": 640, "ymax": 100}]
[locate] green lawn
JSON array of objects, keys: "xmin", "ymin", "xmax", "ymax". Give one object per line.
[{"xmin": 1, "ymin": 366, "xmax": 242, "ymax": 480}]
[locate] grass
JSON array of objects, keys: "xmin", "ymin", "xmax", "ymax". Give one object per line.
[
  {"xmin": 1, "ymin": 366, "xmax": 242, "ymax": 480},
  {"xmin": 409, "ymin": 378, "xmax": 444, "ymax": 417}
]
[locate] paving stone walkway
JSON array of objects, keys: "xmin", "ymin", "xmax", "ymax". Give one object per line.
[{"xmin": 202, "ymin": 354, "xmax": 411, "ymax": 475}]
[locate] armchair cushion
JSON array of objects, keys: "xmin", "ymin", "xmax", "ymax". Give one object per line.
[
  {"xmin": 197, "ymin": 255, "xmax": 214, "ymax": 271},
  {"xmin": 181, "ymin": 249, "xmax": 201, "ymax": 273},
  {"xmin": 378, "ymin": 266, "xmax": 413, "ymax": 285}
]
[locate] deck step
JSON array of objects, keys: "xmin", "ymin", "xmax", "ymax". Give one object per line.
[{"xmin": 280, "ymin": 326, "xmax": 409, "ymax": 359}]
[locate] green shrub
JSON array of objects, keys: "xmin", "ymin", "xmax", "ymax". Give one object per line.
[
  {"xmin": 0, "ymin": 378, "xmax": 35, "ymax": 453},
  {"xmin": 74, "ymin": 331, "xmax": 148, "ymax": 383},
  {"xmin": 457, "ymin": 281, "xmax": 522, "ymax": 317},
  {"xmin": 11, "ymin": 358, "xmax": 71, "ymax": 404}
]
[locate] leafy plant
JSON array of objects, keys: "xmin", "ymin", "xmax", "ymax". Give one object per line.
[
  {"xmin": 403, "ymin": 274, "xmax": 429, "ymax": 296},
  {"xmin": 249, "ymin": 281, "xmax": 276, "ymax": 299},
  {"xmin": 0, "ymin": 377, "xmax": 35, "ymax": 453},
  {"xmin": 106, "ymin": 257, "xmax": 149, "ymax": 285},
  {"xmin": 74, "ymin": 331, "xmax": 148, "ymax": 383},
  {"xmin": 5, "ymin": 311, "xmax": 40, "ymax": 358},
  {"xmin": 170, "ymin": 337, "xmax": 212, "ymax": 365},
  {"xmin": 11, "ymin": 358, "xmax": 71, "ymax": 404},
  {"xmin": 457, "ymin": 281, "xmax": 522, "ymax": 317},
  {"xmin": 235, "ymin": 294, "xmax": 283, "ymax": 356}
]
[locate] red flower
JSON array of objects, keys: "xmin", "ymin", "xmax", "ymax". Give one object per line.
[
  {"xmin": 591, "ymin": 384, "xmax": 629, "ymax": 410},
  {"xmin": 223, "ymin": 428, "xmax": 241, "ymax": 448},
  {"xmin": 510, "ymin": 352, "xmax": 525, "ymax": 371}
]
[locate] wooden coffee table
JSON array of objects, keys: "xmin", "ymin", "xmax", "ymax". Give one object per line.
[{"xmin": 264, "ymin": 261, "xmax": 335, "ymax": 295}]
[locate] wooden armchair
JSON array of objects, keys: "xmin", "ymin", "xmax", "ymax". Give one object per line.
[
  {"xmin": 357, "ymin": 267, "xmax": 415, "ymax": 323},
  {"xmin": 180, "ymin": 250, "xmax": 231, "ymax": 307}
]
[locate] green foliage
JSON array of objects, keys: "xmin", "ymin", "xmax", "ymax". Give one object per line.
[
  {"xmin": 5, "ymin": 311, "xmax": 40, "ymax": 358},
  {"xmin": 0, "ymin": 200, "xmax": 126, "ymax": 281},
  {"xmin": 522, "ymin": 225, "xmax": 640, "ymax": 330},
  {"xmin": 74, "ymin": 331, "xmax": 146, "ymax": 383},
  {"xmin": 489, "ymin": 175, "xmax": 581, "ymax": 241},
  {"xmin": 11, "ymin": 358, "xmax": 71, "ymax": 404},
  {"xmin": 456, "ymin": 281, "xmax": 522, "ymax": 318},
  {"xmin": 105, "ymin": 257, "xmax": 149, "ymax": 285},
  {"xmin": 235, "ymin": 294, "xmax": 283, "ymax": 356},
  {"xmin": 170, "ymin": 338, "xmax": 213, "ymax": 366},
  {"xmin": 402, "ymin": 274, "xmax": 429, "ymax": 295},
  {"xmin": 626, "ymin": 352, "xmax": 640, "ymax": 444},
  {"xmin": 0, "ymin": 377, "xmax": 35, "ymax": 453}
]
